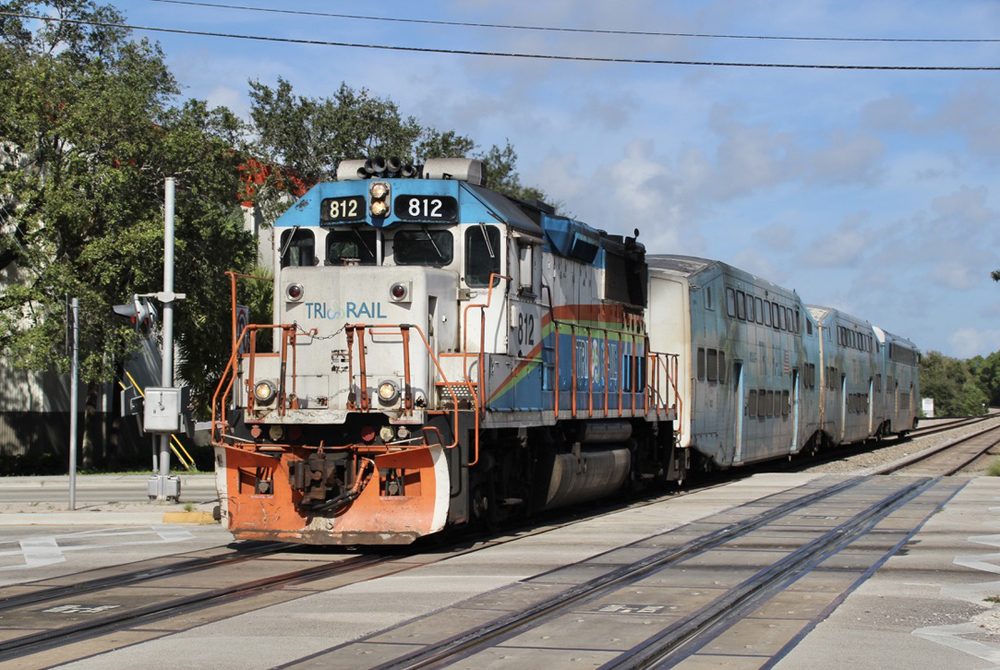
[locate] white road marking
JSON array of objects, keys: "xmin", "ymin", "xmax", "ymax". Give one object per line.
[{"xmin": 0, "ymin": 526, "xmax": 195, "ymax": 571}]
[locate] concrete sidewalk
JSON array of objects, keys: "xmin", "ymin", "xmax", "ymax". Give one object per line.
[{"xmin": 0, "ymin": 473, "xmax": 219, "ymax": 525}]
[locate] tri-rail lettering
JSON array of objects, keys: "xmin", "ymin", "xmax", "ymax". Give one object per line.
[{"xmin": 305, "ymin": 301, "xmax": 388, "ymax": 320}]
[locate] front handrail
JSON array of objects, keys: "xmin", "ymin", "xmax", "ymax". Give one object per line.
[
  {"xmin": 345, "ymin": 322, "xmax": 465, "ymax": 454},
  {"xmin": 211, "ymin": 322, "xmax": 299, "ymax": 443}
]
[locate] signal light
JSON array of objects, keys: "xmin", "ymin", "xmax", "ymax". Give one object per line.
[
  {"xmin": 113, "ymin": 295, "xmax": 157, "ymax": 331},
  {"xmin": 286, "ymin": 283, "xmax": 304, "ymax": 301}
]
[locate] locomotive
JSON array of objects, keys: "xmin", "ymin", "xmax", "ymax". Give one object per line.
[{"xmin": 211, "ymin": 157, "xmax": 919, "ymax": 545}]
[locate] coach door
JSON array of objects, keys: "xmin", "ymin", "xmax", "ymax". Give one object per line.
[
  {"xmin": 868, "ymin": 378, "xmax": 875, "ymax": 436},
  {"xmin": 733, "ymin": 361, "xmax": 745, "ymax": 464},
  {"xmin": 790, "ymin": 369, "xmax": 800, "ymax": 454},
  {"xmin": 840, "ymin": 374, "xmax": 848, "ymax": 442}
]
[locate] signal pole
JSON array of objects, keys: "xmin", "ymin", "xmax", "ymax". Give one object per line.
[
  {"xmin": 156, "ymin": 177, "xmax": 176, "ymax": 500},
  {"xmin": 147, "ymin": 177, "xmax": 185, "ymax": 501}
]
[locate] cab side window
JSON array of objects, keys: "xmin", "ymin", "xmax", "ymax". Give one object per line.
[{"xmin": 465, "ymin": 226, "xmax": 501, "ymax": 287}]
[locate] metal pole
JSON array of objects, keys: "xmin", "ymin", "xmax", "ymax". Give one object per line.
[
  {"xmin": 157, "ymin": 177, "xmax": 176, "ymax": 500},
  {"xmin": 69, "ymin": 298, "xmax": 78, "ymax": 510}
]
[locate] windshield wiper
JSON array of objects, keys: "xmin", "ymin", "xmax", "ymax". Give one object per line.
[
  {"xmin": 421, "ymin": 224, "xmax": 443, "ymax": 261},
  {"xmin": 352, "ymin": 227, "xmax": 375, "ymax": 261}
]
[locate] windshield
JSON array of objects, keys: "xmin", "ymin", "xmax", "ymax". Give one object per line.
[
  {"xmin": 393, "ymin": 229, "xmax": 454, "ymax": 266},
  {"xmin": 326, "ymin": 229, "xmax": 377, "ymax": 265}
]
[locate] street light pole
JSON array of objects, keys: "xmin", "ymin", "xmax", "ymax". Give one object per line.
[{"xmin": 68, "ymin": 297, "xmax": 78, "ymax": 510}]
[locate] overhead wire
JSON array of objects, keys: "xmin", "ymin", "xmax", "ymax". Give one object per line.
[
  {"xmin": 148, "ymin": 0, "xmax": 1000, "ymax": 45},
  {"xmin": 2, "ymin": 10, "xmax": 998, "ymax": 71}
]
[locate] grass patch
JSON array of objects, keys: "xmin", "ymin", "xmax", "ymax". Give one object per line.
[
  {"xmin": 987, "ymin": 460, "xmax": 1000, "ymax": 477},
  {"xmin": 985, "ymin": 596, "xmax": 1000, "ymax": 604}
]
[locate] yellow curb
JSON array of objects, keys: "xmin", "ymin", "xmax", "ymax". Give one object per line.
[{"xmin": 162, "ymin": 511, "xmax": 217, "ymax": 524}]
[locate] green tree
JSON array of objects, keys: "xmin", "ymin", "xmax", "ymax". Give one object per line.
[
  {"xmin": 247, "ymin": 78, "xmax": 421, "ymax": 191},
  {"xmin": 919, "ymin": 351, "xmax": 988, "ymax": 416},
  {"xmin": 0, "ymin": 1, "xmax": 257, "ymax": 463},
  {"xmin": 968, "ymin": 350, "xmax": 1000, "ymax": 407},
  {"xmin": 246, "ymin": 78, "xmax": 549, "ymax": 213}
]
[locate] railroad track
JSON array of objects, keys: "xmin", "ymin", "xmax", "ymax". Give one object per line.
[
  {"xmin": 4, "ymin": 419, "xmax": 995, "ymax": 668},
  {"xmin": 906, "ymin": 413, "xmax": 993, "ymax": 440},
  {"xmin": 0, "ymin": 548, "xmax": 397, "ymax": 664},
  {"xmin": 0, "ymin": 484, "xmax": 705, "ymax": 668},
  {"xmin": 873, "ymin": 422, "xmax": 1000, "ymax": 476},
  {"xmin": 278, "ymin": 473, "xmax": 965, "ymax": 669},
  {"xmin": 0, "ymin": 540, "xmax": 286, "ymax": 612}
]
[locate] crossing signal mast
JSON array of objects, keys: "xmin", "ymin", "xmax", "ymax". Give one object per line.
[{"xmin": 113, "ymin": 178, "xmax": 188, "ymax": 501}]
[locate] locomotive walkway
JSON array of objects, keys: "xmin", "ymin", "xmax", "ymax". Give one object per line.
[{"xmin": 1, "ymin": 470, "xmax": 999, "ymax": 668}]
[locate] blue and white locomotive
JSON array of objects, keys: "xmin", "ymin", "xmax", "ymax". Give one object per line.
[{"xmin": 212, "ymin": 158, "xmax": 919, "ymax": 545}]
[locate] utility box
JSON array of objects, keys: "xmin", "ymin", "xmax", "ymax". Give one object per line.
[
  {"xmin": 148, "ymin": 475, "xmax": 181, "ymax": 501},
  {"xmin": 144, "ymin": 386, "xmax": 189, "ymax": 434}
]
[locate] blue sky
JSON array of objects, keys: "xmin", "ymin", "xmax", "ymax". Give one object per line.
[{"xmin": 122, "ymin": 0, "xmax": 1000, "ymax": 359}]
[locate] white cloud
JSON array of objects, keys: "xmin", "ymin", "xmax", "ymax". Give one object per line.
[
  {"xmin": 797, "ymin": 213, "xmax": 873, "ymax": 269},
  {"xmin": 949, "ymin": 328, "xmax": 1000, "ymax": 359}
]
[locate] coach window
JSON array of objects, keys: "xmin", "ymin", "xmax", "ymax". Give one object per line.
[
  {"xmin": 726, "ymin": 288, "xmax": 737, "ymax": 317},
  {"xmin": 748, "ymin": 390, "xmax": 757, "ymax": 417},
  {"xmin": 782, "ymin": 390, "xmax": 790, "ymax": 416},
  {"xmin": 279, "ymin": 228, "xmax": 316, "ymax": 267},
  {"xmin": 465, "ymin": 226, "xmax": 501, "ymax": 287},
  {"xmin": 697, "ymin": 347, "xmax": 706, "ymax": 381},
  {"xmin": 705, "ymin": 286, "xmax": 714, "ymax": 310},
  {"xmin": 764, "ymin": 301, "xmax": 772, "ymax": 327},
  {"xmin": 755, "ymin": 297, "xmax": 764, "ymax": 324},
  {"xmin": 326, "ymin": 229, "xmax": 377, "ymax": 265},
  {"xmin": 395, "ymin": 229, "xmax": 454, "ymax": 267},
  {"xmin": 707, "ymin": 349, "xmax": 718, "ymax": 382},
  {"xmin": 718, "ymin": 350, "xmax": 726, "ymax": 384},
  {"xmin": 746, "ymin": 296, "xmax": 755, "ymax": 322},
  {"xmin": 736, "ymin": 291, "xmax": 746, "ymax": 320}
]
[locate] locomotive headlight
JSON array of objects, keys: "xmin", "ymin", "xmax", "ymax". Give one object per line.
[
  {"xmin": 369, "ymin": 181, "xmax": 390, "ymax": 217},
  {"xmin": 377, "ymin": 380, "xmax": 400, "ymax": 404},
  {"xmin": 253, "ymin": 380, "xmax": 277, "ymax": 404},
  {"xmin": 286, "ymin": 283, "xmax": 304, "ymax": 302}
]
